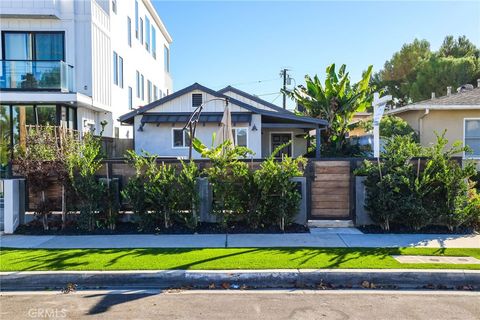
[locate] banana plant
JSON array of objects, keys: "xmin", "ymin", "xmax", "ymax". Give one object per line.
[{"xmin": 284, "ymin": 63, "xmax": 375, "ymax": 156}]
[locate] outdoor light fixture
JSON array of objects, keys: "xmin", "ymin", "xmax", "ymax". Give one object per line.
[{"xmin": 252, "ymin": 124, "xmax": 258, "ymax": 131}]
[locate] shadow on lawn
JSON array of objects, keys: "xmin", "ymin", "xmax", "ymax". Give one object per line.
[{"xmin": 267, "ymin": 247, "xmax": 401, "ymax": 268}]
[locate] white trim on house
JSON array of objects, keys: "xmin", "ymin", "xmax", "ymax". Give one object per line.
[
  {"xmin": 386, "ymin": 105, "xmax": 480, "ymax": 115},
  {"xmin": 269, "ymin": 131, "xmax": 294, "ymax": 157},
  {"xmin": 171, "ymin": 127, "xmax": 190, "ymax": 149},
  {"xmin": 463, "ymin": 118, "xmax": 480, "ymax": 159}
]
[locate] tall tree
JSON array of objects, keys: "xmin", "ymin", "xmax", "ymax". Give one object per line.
[
  {"xmin": 375, "ymin": 35, "xmax": 480, "ymax": 107},
  {"xmin": 285, "ymin": 63, "xmax": 374, "ymax": 156},
  {"xmin": 373, "ymin": 39, "xmax": 431, "ymax": 106},
  {"xmin": 439, "ymin": 35, "xmax": 480, "ymax": 58}
]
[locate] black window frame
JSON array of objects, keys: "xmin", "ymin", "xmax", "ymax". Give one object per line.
[{"xmin": 1, "ymin": 30, "xmax": 66, "ymax": 61}]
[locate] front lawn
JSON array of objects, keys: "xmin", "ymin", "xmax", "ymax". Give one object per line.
[{"xmin": 1, "ymin": 248, "xmax": 479, "ymax": 271}]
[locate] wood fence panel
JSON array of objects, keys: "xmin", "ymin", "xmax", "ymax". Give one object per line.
[{"xmin": 310, "ymin": 161, "xmax": 351, "ymax": 219}]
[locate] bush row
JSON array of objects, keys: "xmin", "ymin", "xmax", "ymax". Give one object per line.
[
  {"xmin": 356, "ymin": 132, "xmax": 480, "ymax": 231},
  {"xmin": 122, "ymin": 142, "xmax": 306, "ymax": 232}
]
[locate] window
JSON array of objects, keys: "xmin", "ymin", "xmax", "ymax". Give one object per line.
[
  {"xmin": 113, "ymin": 52, "xmax": 118, "ymax": 85},
  {"xmin": 232, "ymin": 128, "xmax": 248, "ymax": 147},
  {"xmin": 147, "ymin": 80, "xmax": 152, "ymax": 103},
  {"xmin": 465, "ymin": 119, "xmax": 480, "ymax": 158},
  {"xmin": 128, "ymin": 86, "xmax": 133, "ymax": 110},
  {"xmin": 192, "ymin": 93, "xmax": 202, "ymax": 107},
  {"xmin": 141, "ymin": 74, "xmax": 144, "ymax": 100},
  {"xmin": 127, "ymin": 17, "xmax": 132, "ymax": 47},
  {"xmin": 151, "ymin": 26, "xmax": 157, "ymax": 59},
  {"xmin": 164, "ymin": 45, "xmax": 170, "ymax": 72},
  {"xmin": 135, "ymin": 1, "xmax": 139, "ymax": 39},
  {"xmin": 145, "ymin": 16, "xmax": 150, "ymax": 52},
  {"xmin": 113, "ymin": 52, "xmax": 123, "ymax": 88},
  {"xmin": 153, "ymin": 85, "xmax": 158, "ymax": 100},
  {"xmin": 112, "ymin": 0, "xmax": 117, "ymax": 14},
  {"xmin": 3, "ymin": 31, "xmax": 64, "ymax": 60},
  {"xmin": 139, "ymin": 17, "xmax": 144, "ymax": 44},
  {"xmin": 136, "ymin": 71, "xmax": 140, "ymax": 98},
  {"xmin": 173, "ymin": 129, "xmax": 190, "ymax": 148},
  {"xmin": 118, "ymin": 56, "xmax": 123, "ymax": 88}
]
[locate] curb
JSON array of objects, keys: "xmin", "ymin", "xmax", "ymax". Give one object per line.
[{"xmin": 1, "ymin": 269, "xmax": 479, "ymax": 290}]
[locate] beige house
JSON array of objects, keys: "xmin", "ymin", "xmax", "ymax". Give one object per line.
[{"xmin": 386, "ymin": 83, "xmax": 480, "ymax": 159}]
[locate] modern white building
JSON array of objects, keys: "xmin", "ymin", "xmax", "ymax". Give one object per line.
[{"xmin": 0, "ymin": 0, "xmax": 172, "ymax": 143}]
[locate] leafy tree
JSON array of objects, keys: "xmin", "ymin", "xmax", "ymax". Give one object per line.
[
  {"xmin": 285, "ymin": 63, "xmax": 374, "ymax": 156},
  {"xmin": 373, "ymin": 39, "xmax": 431, "ymax": 106},
  {"xmin": 439, "ymin": 35, "xmax": 480, "ymax": 58},
  {"xmin": 410, "ymin": 55, "xmax": 479, "ymax": 101},
  {"xmin": 359, "ymin": 115, "xmax": 419, "ymax": 142},
  {"xmin": 375, "ymin": 35, "xmax": 480, "ymax": 107}
]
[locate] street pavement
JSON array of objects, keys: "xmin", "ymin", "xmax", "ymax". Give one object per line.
[
  {"xmin": 1, "ymin": 228, "xmax": 479, "ymax": 248},
  {"xmin": 1, "ymin": 289, "xmax": 478, "ymax": 320}
]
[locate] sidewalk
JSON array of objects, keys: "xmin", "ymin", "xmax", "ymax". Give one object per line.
[{"xmin": 1, "ymin": 228, "xmax": 479, "ymax": 249}]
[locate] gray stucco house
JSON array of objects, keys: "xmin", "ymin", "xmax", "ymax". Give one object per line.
[{"xmin": 119, "ymin": 83, "xmax": 327, "ymax": 159}]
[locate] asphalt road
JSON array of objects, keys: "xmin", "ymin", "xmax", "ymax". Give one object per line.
[{"xmin": 1, "ymin": 289, "xmax": 479, "ymax": 320}]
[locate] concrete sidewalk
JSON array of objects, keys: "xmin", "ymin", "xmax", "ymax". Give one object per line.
[{"xmin": 1, "ymin": 228, "xmax": 479, "ymax": 249}]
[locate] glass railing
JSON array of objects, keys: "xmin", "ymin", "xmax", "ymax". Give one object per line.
[{"xmin": 0, "ymin": 60, "xmax": 74, "ymax": 92}]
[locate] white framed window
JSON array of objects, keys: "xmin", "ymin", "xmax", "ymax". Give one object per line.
[
  {"xmin": 232, "ymin": 127, "xmax": 248, "ymax": 147},
  {"xmin": 172, "ymin": 128, "xmax": 191, "ymax": 148},
  {"xmin": 464, "ymin": 118, "xmax": 480, "ymax": 158}
]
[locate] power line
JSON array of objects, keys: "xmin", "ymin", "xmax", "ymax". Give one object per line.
[
  {"xmin": 212, "ymin": 78, "xmax": 279, "ymax": 88},
  {"xmin": 255, "ymin": 92, "xmax": 280, "ymax": 97},
  {"xmin": 271, "ymin": 94, "xmax": 282, "ymax": 103}
]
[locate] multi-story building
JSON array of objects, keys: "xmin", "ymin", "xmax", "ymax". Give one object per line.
[{"xmin": 0, "ymin": 0, "xmax": 172, "ymax": 146}]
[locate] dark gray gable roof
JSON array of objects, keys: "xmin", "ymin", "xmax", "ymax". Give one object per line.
[
  {"xmin": 119, "ymin": 82, "xmax": 327, "ymax": 126},
  {"xmin": 218, "ymin": 85, "xmax": 294, "ymax": 114}
]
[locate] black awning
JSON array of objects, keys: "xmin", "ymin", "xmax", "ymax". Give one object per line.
[{"xmin": 140, "ymin": 112, "xmax": 252, "ymax": 124}]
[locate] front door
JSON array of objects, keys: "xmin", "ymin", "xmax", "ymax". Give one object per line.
[{"xmin": 271, "ymin": 133, "xmax": 292, "ymax": 157}]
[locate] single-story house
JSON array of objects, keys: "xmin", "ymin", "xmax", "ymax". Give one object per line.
[
  {"xmin": 385, "ymin": 83, "xmax": 480, "ymax": 159},
  {"xmin": 119, "ymin": 83, "xmax": 327, "ymax": 159}
]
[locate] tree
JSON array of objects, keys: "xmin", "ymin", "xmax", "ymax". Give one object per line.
[
  {"xmin": 373, "ymin": 39, "xmax": 431, "ymax": 106},
  {"xmin": 285, "ymin": 63, "xmax": 374, "ymax": 156},
  {"xmin": 375, "ymin": 35, "xmax": 480, "ymax": 107},
  {"xmin": 359, "ymin": 115, "xmax": 419, "ymax": 142},
  {"xmin": 410, "ymin": 55, "xmax": 479, "ymax": 101},
  {"xmin": 439, "ymin": 35, "xmax": 479, "ymax": 58}
]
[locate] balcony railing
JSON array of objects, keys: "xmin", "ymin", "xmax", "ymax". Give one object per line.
[{"xmin": 0, "ymin": 60, "xmax": 74, "ymax": 92}]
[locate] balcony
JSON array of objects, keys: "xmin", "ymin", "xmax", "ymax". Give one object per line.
[{"xmin": 0, "ymin": 60, "xmax": 74, "ymax": 92}]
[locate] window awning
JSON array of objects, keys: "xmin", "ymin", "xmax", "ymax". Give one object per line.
[{"xmin": 140, "ymin": 112, "xmax": 252, "ymax": 124}]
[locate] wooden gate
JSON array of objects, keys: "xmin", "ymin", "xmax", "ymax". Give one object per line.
[{"xmin": 309, "ymin": 160, "xmax": 352, "ymax": 220}]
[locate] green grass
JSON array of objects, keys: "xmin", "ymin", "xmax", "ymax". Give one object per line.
[{"xmin": 1, "ymin": 248, "xmax": 479, "ymax": 271}]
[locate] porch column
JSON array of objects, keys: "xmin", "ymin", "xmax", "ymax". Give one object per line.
[{"xmin": 315, "ymin": 127, "xmax": 321, "ymax": 159}]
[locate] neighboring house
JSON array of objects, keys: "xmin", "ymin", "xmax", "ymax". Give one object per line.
[
  {"xmin": 119, "ymin": 83, "xmax": 327, "ymax": 159},
  {"xmin": 385, "ymin": 82, "xmax": 480, "ymax": 159},
  {"xmin": 0, "ymin": 0, "xmax": 172, "ymax": 144}
]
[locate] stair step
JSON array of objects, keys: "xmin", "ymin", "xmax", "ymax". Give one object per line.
[{"xmin": 308, "ymin": 219, "xmax": 354, "ymax": 228}]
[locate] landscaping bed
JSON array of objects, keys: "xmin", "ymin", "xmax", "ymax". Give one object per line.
[
  {"xmin": 1, "ymin": 248, "xmax": 479, "ymax": 271},
  {"xmin": 14, "ymin": 221, "xmax": 308, "ymax": 235}
]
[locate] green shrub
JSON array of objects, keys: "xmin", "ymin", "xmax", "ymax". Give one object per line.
[
  {"xmin": 255, "ymin": 145, "xmax": 306, "ymax": 230},
  {"xmin": 357, "ymin": 131, "xmax": 479, "ymax": 231},
  {"xmin": 194, "ymin": 138, "xmax": 254, "ymax": 228},
  {"xmin": 173, "ymin": 160, "xmax": 200, "ymax": 229}
]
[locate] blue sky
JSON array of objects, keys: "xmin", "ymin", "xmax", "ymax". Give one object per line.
[{"xmin": 153, "ymin": 1, "xmax": 480, "ymax": 108}]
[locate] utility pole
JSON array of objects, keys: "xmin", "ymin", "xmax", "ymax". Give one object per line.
[{"xmin": 281, "ymin": 68, "xmax": 288, "ymax": 109}]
